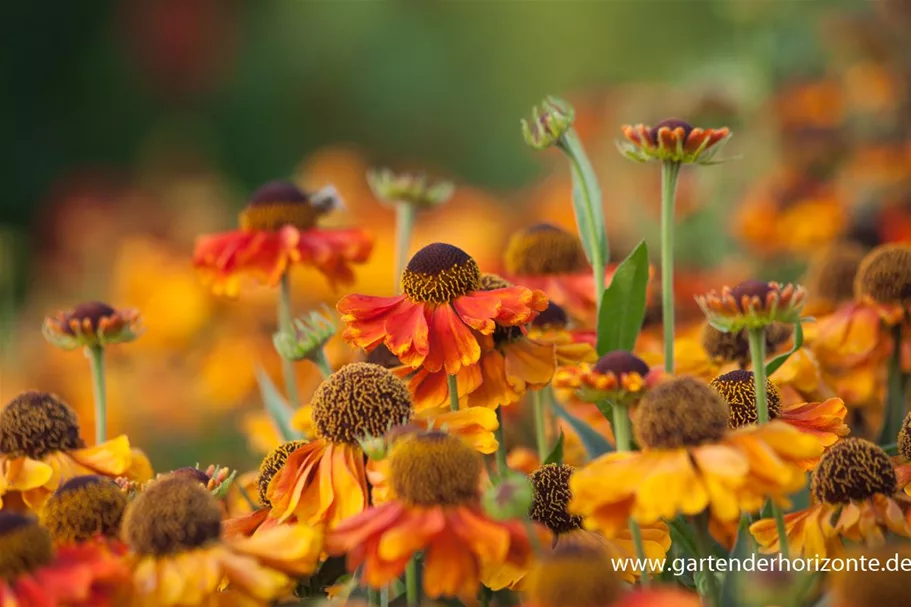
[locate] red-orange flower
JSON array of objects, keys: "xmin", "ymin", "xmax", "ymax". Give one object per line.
[
  {"xmin": 193, "ymin": 180, "xmax": 372, "ymax": 297},
  {"xmin": 338, "ymin": 243, "xmax": 548, "ymax": 375},
  {"xmin": 0, "ymin": 512, "xmax": 130, "ymax": 607},
  {"xmin": 619, "ymin": 118, "xmax": 731, "ymax": 164},
  {"xmin": 326, "ymin": 432, "xmax": 535, "ymax": 599}
]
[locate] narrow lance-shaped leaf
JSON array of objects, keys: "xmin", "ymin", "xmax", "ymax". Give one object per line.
[
  {"xmin": 543, "ymin": 431, "xmax": 565, "ymax": 466},
  {"xmin": 597, "ymin": 240, "xmax": 650, "ymax": 355},
  {"xmin": 560, "ymin": 129, "xmax": 608, "ymax": 266},
  {"xmin": 550, "ymin": 402, "xmax": 614, "ymax": 459},
  {"xmin": 764, "ymin": 317, "xmax": 810, "ymax": 377}
]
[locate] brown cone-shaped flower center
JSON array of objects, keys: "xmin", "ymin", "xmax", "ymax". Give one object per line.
[
  {"xmin": 648, "ymin": 118, "xmax": 694, "ymax": 143},
  {"xmin": 238, "ymin": 180, "xmax": 324, "ymax": 231},
  {"xmin": 311, "ymin": 363, "xmax": 413, "ymax": 444},
  {"xmin": 0, "ymin": 513, "xmax": 53, "ymax": 580},
  {"xmin": 710, "ymin": 370, "xmax": 782, "ymax": 428},
  {"xmin": 40, "ymin": 475, "xmax": 127, "ymax": 544},
  {"xmin": 62, "ymin": 301, "xmax": 118, "ymax": 335},
  {"xmin": 634, "ymin": 377, "xmax": 729, "ymax": 449},
  {"xmin": 532, "ymin": 302, "xmax": 569, "ymax": 329},
  {"xmin": 593, "ymin": 351, "xmax": 650, "ymax": 377},
  {"xmin": 388, "ymin": 432, "xmax": 482, "ymax": 507},
  {"xmin": 805, "ymin": 242, "xmax": 866, "ymax": 304},
  {"xmin": 524, "ymin": 542, "xmax": 622, "ymax": 607},
  {"xmin": 123, "ymin": 477, "xmax": 222, "ymax": 556},
  {"xmin": 401, "ymin": 243, "xmax": 482, "ymax": 303},
  {"xmin": 899, "ymin": 413, "xmax": 911, "ymax": 461},
  {"xmin": 529, "ymin": 464, "xmax": 582, "ymax": 534},
  {"xmin": 811, "ymin": 438, "xmax": 896, "ymax": 505},
  {"xmin": 701, "ymin": 325, "xmax": 751, "ymax": 365},
  {"xmin": 504, "ymin": 224, "xmax": 589, "ymax": 276},
  {"xmin": 730, "ymin": 280, "xmax": 774, "ymax": 311},
  {"xmin": 854, "ymin": 244, "xmax": 911, "ymax": 304},
  {"xmin": 0, "ymin": 391, "xmax": 85, "ymax": 459},
  {"xmin": 257, "ymin": 440, "xmax": 308, "ymax": 507}
]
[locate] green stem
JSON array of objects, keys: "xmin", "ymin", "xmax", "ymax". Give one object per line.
[
  {"xmin": 368, "ymin": 588, "xmax": 380, "ymax": 607},
  {"xmin": 278, "ymin": 273, "xmax": 300, "ymax": 408},
  {"xmin": 495, "ymin": 407, "xmax": 508, "ymax": 477},
  {"xmin": 629, "ymin": 520, "xmax": 651, "ymax": 587},
  {"xmin": 879, "ymin": 324, "xmax": 906, "ymax": 444},
  {"xmin": 312, "ymin": 347, "xmax": 333, "ymax": 379},
  {"xmin": 747, "ymin": 327, "xmax": 770, "ymax": 423},
  {"xmin": 394, "ymin": 203, "xmax": 417, "ymax": 294},
  {"xmin": 772, "ymin": 502, "xmax": 790, "ymax": 560},
  {"xmin": 691, "ymin": 513, "xmax": 720, "ymax": 607},
  {"xmin": 524, "ymin": 519, "xmax": 543, "ymax": 556},
  {"xmin": 533, "ymin": 390, "xmax": 549, "ymax": 461},
  {"xmin": 611, "ymin": 402, "xmax": 649, "ymax": 586},
  {"xmin": 660, "ymin": 161, "xmax": 681, "ymax": 374},
  {"xmin": 405, "ymin": 558, "xmax": 420, "ymax": 606},
  {"xmin": 87, "ymin": 345, "xmax": 107, "ymax": 443},
  {"xmin": 381, "ymin": 587, "xmax": 389, "ymax": 607},
  {"xmin": 447, "ymin": 373, "xmax": 459, "ymax": 412},
  {"xmin": 560, "ymin": 131, "xmax": 606, "ymax": 316}
]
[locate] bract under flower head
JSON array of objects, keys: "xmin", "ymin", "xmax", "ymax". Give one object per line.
[
  {"xmin": 43, "ymin": 301, "xmax": 141, "ymax": 350},
  {"xmin": 695, "ymin": 280, "xmax": 806, "ymax": 332},
  {"xmin": 619, "ymin": 118, "xmax": 732, "ymax": 164}
]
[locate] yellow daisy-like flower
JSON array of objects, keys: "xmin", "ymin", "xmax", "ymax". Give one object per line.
[
  {"xmin": 0, "ymin": 391, "xmax": 151, "ymax": 512},
  {"xmin": 751, "ymin": 439, "xmax": 911, "ymax": 558},
  {"xmin": 569, "ymin": 377, "xmax": 821, "ymax": 536},
  {"xmin": 123, "ymin": 476, "xmax": 322, "ymax": 607}
]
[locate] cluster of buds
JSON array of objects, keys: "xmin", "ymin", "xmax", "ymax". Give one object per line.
[
  {"xmin": 273, "ymin": 307, "xmax": 337, "ymax": 362},
  {"xmin": 367, "ymin": 168, "xmax": 454, "ymax": 210}
]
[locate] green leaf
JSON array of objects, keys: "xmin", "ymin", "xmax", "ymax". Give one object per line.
[
  {"xmin": 543, "ymin": 431, "xmax": 565, "ymax": 465},
  {"xmin": 255, "ymin": 368, "xmax": 303, "ymax": 442},
  {"xmin": 550, "ymin": 402, "xmax": 614, "ymax": 459},
  {"xmin": 764, "ymin": 317, "xmax": 811, "ymax": 377},
  {"xmin": 596, "ymin": 240, "xmax": 650, "ymax": 355},
  {"xmin": 560, "ymin": 129, "xmax": 608, "ymax": 267}
]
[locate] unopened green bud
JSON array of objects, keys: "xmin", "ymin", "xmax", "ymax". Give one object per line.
[
  {"xmin": 521, "ymin": 96, "xmax": 575, "ymax": 150},
  {"xmin": 482, "ymin": 472, "xmax": 534, "ymax": 521}
]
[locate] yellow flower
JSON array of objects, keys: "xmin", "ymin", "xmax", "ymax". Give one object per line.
[
  {"xmin": 0, "ymin": 391, "xmax": 151, "ymax": 512},
  {"xmin": 123, "ymin": 476, "xmax": 321, "ymax": 606},
  {"xmin": 570, "ymin": 377, "xmax": 821, "ymax": 536}
]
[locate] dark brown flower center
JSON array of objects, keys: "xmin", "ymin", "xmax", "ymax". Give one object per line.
[
  {"xmin": 593, "ymin": 351, "xmax": 650, "ymax": 377},
  {"xmin": 0, "ymin": 513, "xmax": 53, "ymax": 580},
  {"xmin": 634, "ymin": 377, "xmax": 729, "ymax": 449},
  {"xmin": 811, "ymin": 438, "xmax": 896, "ymax": 504},
  {"xmin": 730, "ymin": 280, "xmax": 774, "ymax": 311},
  {"xmin": 710, "ymin": 370, "xmax": 782, "ymax": 428},
  {"xmin": 401, "ymin": 243, "xmax": 481, "ymax": 303},
  {"xmin": 40, "ymin": 475, "xmax": 127, "ymax": 544},
  {"xmin": 532, "ymin": 302, "xmax": 569, "ymax": 329},
  {"xmin": 648, "ymin": 118, "xmax": 694, "ymax": 144},
  {"xmin": 854, "ymin": 244, "xmax": 911, "ymax": 304},
  {"xmin": 529, "ymin": 463, "xmax": 582, "ymax": 534},
  {"xmin": 504, "ymin": 224, "xmax": 589, "ymax": 276},
  {"xmin": 0, "ymin": 391, "xmax": 85, "ymax": 459},
  {"xmin": 238, "ymin": 180, "xmax": 324, "ymax": 231},
  {"xmin": 63, "ymin": 301, "xmax": 117, "ymax": 335},
  {"xmin": 389, "ymin": 431, "xmax": 481, "ymax": 507},
  {"xmin": 257, "ymin": 440, "xmax": 308, "ymax": 507}
]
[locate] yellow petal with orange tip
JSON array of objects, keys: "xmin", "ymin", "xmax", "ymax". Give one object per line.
[
  {"xmin": 68, "ymin": 435, "xmax": 133, "ymax": 476},
  {"xmin": 503, "ymin": 338, "xmax": 557, "ymax": 391}
]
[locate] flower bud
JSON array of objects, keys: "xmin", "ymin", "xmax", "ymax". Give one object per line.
[
  {"xmin": 522, "ymin": 97, "xmax": 575, "ymax": 150},
  {"xmin": 273, "ymin": 308, "xmax": 336, "ymax": 362},
  {"xmin": 367, "ymin": 168, "xmax": 453, "ymax": 210},
  {"xmin": 482, "ymin": 471, "xmax": 534, "ymax": 521}
]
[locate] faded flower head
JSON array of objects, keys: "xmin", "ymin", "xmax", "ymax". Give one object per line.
[
  {"xmin": 522, "ymin": 96, "xmax": 575, "ymax": 150},
  {"xmin": 695, "ymin": 280, "xmax": 806, "ymax": 332},
  {"xmin": 367, "ymin": 168, "xmax": 454, "ymax": 210},
  {"xmin": 273, "ymin": 307, "xmax": 337, "ymax": 362},
  {"xmin": 619, "ymin": 118, "xmax": 732, "ymax": 164},
  {"xmin": 43, "ymin": 301, "xmax": 142, "ymax": 350}
]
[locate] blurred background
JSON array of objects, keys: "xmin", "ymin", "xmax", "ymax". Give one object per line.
[{"xmin": 2, "ymin": 0, "xmax": 910, "ymax": 472}]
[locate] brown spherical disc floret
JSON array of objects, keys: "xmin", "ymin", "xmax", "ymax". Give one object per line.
[
  {"xmin": 523, "ymin": 541, "xmax": 622, "ymax": 607},
  {"xmin": 401, "ymin": 243, "xmax": 482, "ymax": 303},
  {"xmin": 528, "ymin": 464, "xmax": 582, "ymax": 534},
  {"xmin": 122, "ymin": 477, "xmax": 223, "ymax": 557},
  {"xmin": 634, "ymin": 377, "xmax": 730, "ymax": 449},
  {"xmin": 504, "ymin": 224, "xmax": 589, "ymax": 276},
  {"xmin": 238, "ymin": 180, "xmax": 324, "ymax": 231},
  {"xmin": 804, "ymin": 242, "xmax": 866, "ymax": 304},
  {"xmin": 478, "ymin": 272, "xmax": 513, "ymax": 291},
  {"xmin": 310, "ymin": 363, "xmax": 413, "ymax": 444},
  {"xmin": 388, "ymin": 431, "xmax": 482, "ymax": 507},
  {"xmin": 730, "ymin": 280, "xmax": 775, "ymax": 312},
  {"xmin": 648, "ymin": 118, "xmax": 694, "ymax": 145},
  {"xmin": 257, "ymin": 439, "xmax": 308, "ymax": 507},
  {"xmin": 0, "ymin": 513, "xmax": 54, "ymax": 580},
  {"xmin": 811, "ymin": 438, "xmax": 896, "ymax": 505},
  {"xmin": 0, "ymin": 391, "xmax": 85, "ymax": 459},
  {"xmin": 40, "ymin": 475, "xmax": 127, "ymax": 544},
  {"xmin": 62, "ymin": 301, "xmax": 118, "ymax": 335},
  {"xmin": 710, "ymin": 370, "xmax": 782, "ymax": 428},
  {"xmin": 854, "ymin": 244, "xmax": 911, "ymax": 304},
  {"xmin": 899, "ymin": 413, "xmax": 911, "ymax": 461},
  {"xmin": 532, "ymin": 302, "xmax": 569, "ymax": 329},
  {"xmin": 593, "ymin": 351, "xmax": 650, "ymax": 378}
]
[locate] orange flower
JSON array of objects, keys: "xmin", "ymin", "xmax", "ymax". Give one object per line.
[
  {"xmin": 619, "ymin": 118, "xmax": 731, "ymax": 164},
  {"xmin": 0, "ymin": 512, "xmax": 130, "ymax": 607},
  {"xmin": 0, "ymin": 391, "xmax": 151, "ymax": 512},
  {"xmin": 192, "ymin": 180, "xmax": 372, "ymax": 297},
  {"xmin": 570, "ymin": 378, "xmax": 821, "ymax": 536},
  {"xmin": 696, "ymin": 279, "xmax": 806, "ymax": 333},
  {"xmin": 338, "ymin": 243, "xmax": 547, "ymax": 375},
  {"xmin": 553, "ymin": 350, "xmax": 659, "ymax": 406},
  {"xmin": 326, "ymin": 432, "xmax": 535, "ymax": 599},
  {"xmin": 751, "ymin": 439, "xmax": 911, "ymax": 558},
  {"xmin": 42, "ymin": 301, "xmax": 142, "ymax": 350},
  {"xmin": 526, "ymin": 302, "xmax": 598, "ymax": 366}
]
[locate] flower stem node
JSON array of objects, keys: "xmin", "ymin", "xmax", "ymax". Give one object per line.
[
  {"xmin": 273, "ymin": 308, "xmax": 337, "ymax": 362},
  {"xmin": 522, "ymin": 96, "xmax": 576, "ymax": 150},
  {"xmin": 482, "ymin": 471, "xmax": 534, "ymax": 522},
  {"xmin": 619, "ymin": 118, "xmax": 732, "ymax": 164},
  {"xmin": 696, "ymin": 280, "xmax": 806, "ymax": 332},
  {"xmin": 43, "ymin": 301, "xmax": 141, "ymax": 350},
  {"xmin": 367, "ymin": 168, "xmax": 454, "ymax": 210}
]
